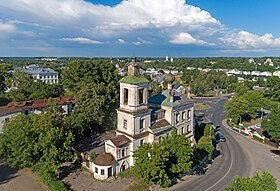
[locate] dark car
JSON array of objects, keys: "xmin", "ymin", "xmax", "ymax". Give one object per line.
[{"xmin": 216, "ymin": 134, "xmax": 226, "ymax": 142}]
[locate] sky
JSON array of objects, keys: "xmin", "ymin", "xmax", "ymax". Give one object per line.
[{"xmin": 1, "ymin": 0, "xmax": 280, "ymax": 57}]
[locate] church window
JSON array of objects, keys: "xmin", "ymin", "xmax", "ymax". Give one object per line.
[
  {"xmin": 182, "ymin": 111, "xmax": 185, "ymax": 122},
  {"xmin": 187, "ymin": 110, "xmax": 191, "ymax": 121},
  {"xmin": 181, "ymin": 127, "xmax": 184, "ymax": 134},
  {"xmin": 122, "ymin": 148, "xmax": 125, "ymax": 157},
  {"xmin": 176, "ymin": 113, "xmax": 180, "ymax": 124},
  {"xmin": 140, "ymin": 139, "xmax": 144, "ymax": 145},
  {"xmin": 101, "ymin": 169, "xmax": 104, "ymax": 175},
  {"xmin": 124, "ymin": 88, "xmax": 128, "ymax": 105},
  {"xmin": 123, "ymin": 119, "xmax": 127, "ymax": 130},
  {"xmin": 140, "ymin": 119, "xmax": 145, "ymax": 131},
  {"xmin": 95, "ymin": 167, "xmax": 98, "ymax": 173},
  {"xmin": 139, "ymin": 88, "xmax": 144, "ymax": 104}
]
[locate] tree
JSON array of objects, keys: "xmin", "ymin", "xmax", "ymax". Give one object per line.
[
  {"xmin": 225, "ymin": 171, "xmax": 277, "ymax": 191},
  {"xmin": 225, "ymin": 96, "xmax": 251, "ymax": 124},
  {"xmin": 133, "ymin": 131, "xmax": 193, "ymax": 188},
  {"xmin": 61, "ymin": 60, "xmax": 120, "ymax": 92},
  {"xmin": 66, "ymin": 82, "xmax": 118, "ymax": 139},
  {"xmin": 196, "ymin": 124, "xmax": 215, "ymax": 158},
  {"xmin": 0, "ymin": 113, "xmax": 74, "ymax": 176},
  {"xmin": 8, "ymin": 70, "xmax": 64, "ymax": 101},
  {"xmin": 149, "ymin": 81, "xmax": 162, "ymax": 97},
  {"xmin": 262, "ymin": 107, "xmax": 280, "ymax": 140},
  {"xmin": 0, "ymin": 64, "xmax": 12, "ymax": 93}
]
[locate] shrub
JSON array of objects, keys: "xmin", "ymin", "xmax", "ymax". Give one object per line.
[
  {"xmin": 40, "ymin": 172, "xmax": 68, "ymax": 191},
  {"xmin": 253, "ymin": 135, "xmax": 263, "ymax": 143}
]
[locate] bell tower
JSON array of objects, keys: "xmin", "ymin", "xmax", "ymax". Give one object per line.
[{"xmin": 119, "ymin": 58, "xmax": 149, "ymax": 112}]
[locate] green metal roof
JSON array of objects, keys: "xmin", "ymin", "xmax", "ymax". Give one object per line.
[{"xmin": 119, "ymin": 75, "xmax": 149, "ymax": 84}]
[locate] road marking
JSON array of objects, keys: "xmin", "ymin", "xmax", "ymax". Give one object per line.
[{"xmin": 205, "ymin": 124, "xmax": 234, "ymax": 191}]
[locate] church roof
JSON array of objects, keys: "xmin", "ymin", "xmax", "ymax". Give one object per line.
[
  {"xmin": 149, "ymin": 89, "xmax": 194, "ymax": 108},
  {"xmin": 110, "ymin": 135, "xmax": 131, "ymax": 147},
  {"xmin": 150, "ymin": 119, "xmax": 170, "ymax": 130},
  {"xmin": 119, "ymin": 75, "xmax": 149, "ymax": 84},
  {"xmin": 94, "ymin": 153, "xmax": 116, "ymax": 166}
]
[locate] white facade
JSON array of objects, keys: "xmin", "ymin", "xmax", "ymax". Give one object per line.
[{"xmin": 86, "ymin": 61, "xmax": 195, "ymax": 180}]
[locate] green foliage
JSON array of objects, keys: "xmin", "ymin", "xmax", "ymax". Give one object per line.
[
  {"xmin": 39, "ymin": 171, "xmax": 68, "ymax": 191},
  {"xmin": 149, "ymin": 81, "xmax": 163, "ymax": 97},
  {"xmin": 262, "ymin": 107, "xmax": 280, "ymax": 140},
  {"xmin": 0, "ymin": 64, "xmax": 12, "ymax": 93},
  {"xmin": 197, "ymin": 136, "xmax": 214, "ymax": 158},
  {"xmin": 226, "ymin": 90, "xmax": 272, "ymax": 125},
  {"xmin": 7, "ymin": 70, "xmax": 64, "ymax": 102},
  {"xmin": 188, "ymin": 70, "xmax": 237, "ymax": 96},
  {"xmin": 203, "ymin": 124, "xmax": 215, "ymax": 138},
  {"xmin": 225, "ymin": 171, "xmax": 277, "ymax": 191},
  {"xmin": 133, "ymin": 131, "xmax": 193, "ymax": 188},
  {"xmin": 252, "ymin": 135, "xmax": 264, "ymax": 143},
  {"xmin": 62, "ymin": 60, "xmax": 120, "ymax": 92},
  {"xmin": 66, "ymin": 82, "xmax": 118, "ymax": 139},
  {"xmin": 0, "ymin": 113, "xmax": 74, "ymax": 176},
  {"xmin": 226, "ymin": 96, "xmax": 251, "ymax": 124}
]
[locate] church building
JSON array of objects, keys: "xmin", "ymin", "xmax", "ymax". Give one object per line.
[{"xmin": 85, "ymin": 58, "xmax": 195, "ymax": 180}]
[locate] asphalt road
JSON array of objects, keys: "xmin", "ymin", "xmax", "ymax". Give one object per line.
[{"xmin": 170, "ymin": 97, "xmax": 252, "ymax": 191}]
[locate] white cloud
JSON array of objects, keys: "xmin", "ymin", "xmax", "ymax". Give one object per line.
[
  {"xmin": 170, "ymin": 32, "xmax": 212, "ymax": 45},
  {"xmin": 0, "ymin": 0, "xmax": 221, "ymax": 40},
  {"xmin": 0, "ymin": 22, "xmax": 16, "ymax": 33},
  {"xmin": 61, "ymin": 37, "xmax": 103, "ymax": 44},
  {"xmin": 132, "ymin": 41, "xmax": 141, "ymax": 46},
  {"xmin": 117, "ymin": 38, "xmax": 126, "ymax": 44},
  {"xmin": 219, "ymin": 31, "xmax": 280, "ymax": 49}
]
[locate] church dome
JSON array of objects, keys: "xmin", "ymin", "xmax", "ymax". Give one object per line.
[
  {"xmin": 165, "ymin": 72, "xmax": 175, "ymax": 83},
  {"xmin": 94, "ymin": 153, "xmax": 116, "ymax": 166}
]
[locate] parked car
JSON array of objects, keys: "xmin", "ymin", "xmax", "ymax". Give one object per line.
[
  {"xmin": 219, "ymin": 134, "xmax": 226, "ymax": 142},
  {"xmin": 216, "ymin": 133, "xmax": 226, "ymax": 142}
]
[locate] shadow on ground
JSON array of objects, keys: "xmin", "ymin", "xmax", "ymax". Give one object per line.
[{"xmin": 0, "ymin": 157, "xmax": 19, "ymax": 185}]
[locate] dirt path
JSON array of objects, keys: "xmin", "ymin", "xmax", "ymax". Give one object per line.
[{"xmin": 0, "ymin": 157, "xmax": 48, "ymax": 191}]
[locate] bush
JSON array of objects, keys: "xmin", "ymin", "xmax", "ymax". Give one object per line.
[
  {"xmin": 253, "ymin": 135, "xmax": 263, "ymax": 143},
  {"xmin": 40, "ymin": 172, "xmax": 68, "ymax": 191},
  {"xmin": 197, "ymin": 136, "xmax": 214, "ymax": 158}
]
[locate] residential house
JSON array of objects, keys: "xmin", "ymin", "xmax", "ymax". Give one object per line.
[{"xmin": 0, "ymin": 96, "xmax": 75, "ymax": 133}]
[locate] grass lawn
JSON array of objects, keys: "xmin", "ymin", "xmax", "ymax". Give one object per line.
[{"xmin": 194, "ymin": 103, "xmax": 211, "ymax": 110}]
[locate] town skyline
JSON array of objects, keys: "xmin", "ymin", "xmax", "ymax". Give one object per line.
[{"xmin": 1, "ymin": 0, "xmax": 280, "ymax": 57}]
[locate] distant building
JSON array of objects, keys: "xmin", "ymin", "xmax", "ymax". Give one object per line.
[
  {"xmin": 165, "ymin": 55, "xmax": 169, "ymax": 62},
  {"xmin": 248, "ymin": 58, "xmax": 255, "ymax": 64},
  {"xmin": 0, "ymin": 96, "xmax": 75, "ymax": 133},
  {"xmin": 273, "ymin": 71, "xmax": 280, "ymax": 77},
  {"xmin": 24, "ymin": 65, "xmax": 59, "ymax": 84},
  {"xmin": 264, "ymin": 58, "xmax": 273, "ymax": 66},
  {"xmin": 170, "ymin": 58, "xmax": 174, "ymax": 63},
  {"xmin": 41, "ymin": 58, "xmax": 58, "ymax": 61}
]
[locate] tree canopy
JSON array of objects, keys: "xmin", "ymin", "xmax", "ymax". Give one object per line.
[
  {"xmin": 0, "ymin": 64, "xmax": 12, "ymax": 93},
  {"xmin": 61, "ymin": 60, "xmax": 120, "ymax": 92},
  {"xmin": 262, "ymin": 107, "xmax": 280, "ymax": 140},
  {"xmin": 0, "ymin": 110, "xmax": 73, "ymax": 176},
  {"xmin": 6, "ymin": 70, "xmax": 64, "ymax": 102},
  {"xmin": 133, "ymin": 131, "xmax": 193, "ymax": 188},
  {"xmin": 225, "ymin": 171, "xmax": 277, "ymax": 191},
  {"xmin": 66, "ymin": 82, "xmax": 118, "ymax": 139}
]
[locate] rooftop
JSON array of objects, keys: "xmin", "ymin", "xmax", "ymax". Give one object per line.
[
  {"xmin": 25, "ymin": 64, "xmax": 58, "ymax": 75},
  {"xmin": 110, "ymin": 135, "xmax": 131, "ymax": 147},
  {"xmin": 94, "ymin": 153, "xmax": 116, "ymax": 166},
  {"xmin": 119, "ymin": 75, "xmax": 149, "ymax": 84},
  {"xmin": 0, "ymin": 96, "xmax": 75, "ymax": 117}
]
